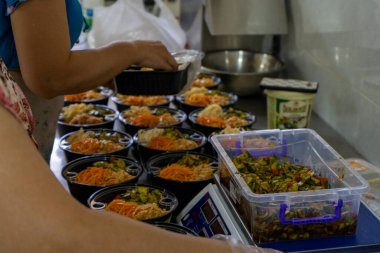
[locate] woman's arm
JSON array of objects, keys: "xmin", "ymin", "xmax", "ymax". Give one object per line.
[
  {"xmin": 10, "ymin": 0, "xmax": 177, "ymax": 99},
  {"xmin": 0, "ymin": 105, "xmax": 231, "ymax": 253}
]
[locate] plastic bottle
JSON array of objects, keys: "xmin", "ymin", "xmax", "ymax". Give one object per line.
[{"xmin": 81, "ymin": 0, "xmax": 104, "ymax": 32}]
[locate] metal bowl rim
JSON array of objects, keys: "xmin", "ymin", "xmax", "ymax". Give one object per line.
[{"xmin": 202, "ymin": 50, "xmax": 285, "ymax": 76}]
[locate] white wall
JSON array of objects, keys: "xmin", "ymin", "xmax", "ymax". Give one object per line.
[{"xmin": 282, "ymin": 0, "xmax": 380, "ymax": 167}]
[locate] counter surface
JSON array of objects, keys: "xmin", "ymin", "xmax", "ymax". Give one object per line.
[{"xmin": 49, "ymin": 94, "xmax": 378, "ymax": 253}]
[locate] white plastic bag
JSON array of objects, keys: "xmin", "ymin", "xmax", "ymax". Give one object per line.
[{"xmin": 88, "ymin": 0, "xmax": 186, "ymax": 51}]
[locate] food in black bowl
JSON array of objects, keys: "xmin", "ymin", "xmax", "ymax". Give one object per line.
[
  {"xmin": 88, "ymin": 185, "xmax": 178, "ymax": 222},
  {"xmin": 59, "ymin": 128, "xmax": 133, "ymax": 161},
  {"xmin": 188, "ymin": 104, "xmax": 256, "ymax": 136},
  {"xmin": 57, "ymin": 103, "xmax": 118, "ymax": 136},
  {"xmin": 208, "ymin": 126, "xmax": 255, "ymax": 143},
  {"xmin": 146, "ymin": 152, "xmax": 217, "ymax": 212},
  {"xmin": 133, "ymin": 126, "xmax": 207, "ymax": 161},
  {"xmin": 150, "ymin": 222, "xmax": 198, "ymax": 236},
  {"xmin": 63, "ymin": 86, "xmax": 113, "ymax": 106},
  {"xmin": 118, "ymin": 106, "xmax": 187, "ymax": 135},
  {"xmin": 191, "ymin": 72, "xmax": 221, "ymax": 89},
  {"xmin": 62, "ymin": 155, "xmax": 142, "ymax": 206},
  {"xmin": 111, "ymin": 94, "xmax": 173, "ymax": 112},
  {"xmin": 175, "ymin": 87, "xmax": 238, "ymax": 113},
  {"xmin": 114, "ymin": 64, "xmax": 189, "ymax": 95},
  {"xmin": 206, "ymin": 126, "xmax": 254, "ymax": 156}
]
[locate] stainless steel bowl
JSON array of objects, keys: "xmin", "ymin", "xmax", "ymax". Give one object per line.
[{"xmin": 201, "ymin": 50, "xmax": 285, "ymax": 96}]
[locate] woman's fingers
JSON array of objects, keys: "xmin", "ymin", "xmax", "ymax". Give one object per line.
[
  {"xmin": 133, "ymin": 41, "xmax": 178, "ymax": 71},
  {"xmin": 166, "ymin": 54, "xmax": 179, "ymax": 70}
]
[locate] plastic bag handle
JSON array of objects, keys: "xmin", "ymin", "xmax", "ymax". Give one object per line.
[{"xmin": 279, "ymin": 199, "xmax": 343, "ymax": 225}]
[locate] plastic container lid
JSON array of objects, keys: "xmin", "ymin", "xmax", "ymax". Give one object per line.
[{"xmin": 260, "ymin": 77, "xmax": 319, "ymax": 93}]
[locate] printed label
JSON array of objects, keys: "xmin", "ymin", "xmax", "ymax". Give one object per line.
[{"xmin": 275, "ymin": 99, "xmax": 311, "ymax": 129}]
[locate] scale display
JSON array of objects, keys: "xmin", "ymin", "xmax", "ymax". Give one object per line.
[
  {"xmin": 179, "ymin": 192, "xmax": 230, "ymax": 237},
  {"xmin": 176, "ymin": 183, "xmax": 251, "ymax": 244}
]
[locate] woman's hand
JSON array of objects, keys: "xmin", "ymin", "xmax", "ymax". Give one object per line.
[{"xmin": 131, "ymin": 40, "xmax": 178, "ymax": 71}]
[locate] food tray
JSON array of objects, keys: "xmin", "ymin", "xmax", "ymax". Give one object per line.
[
  {"xmin": 210, "ymin": 129, "xmax": 369, "ymax": 244},
  {"xmin": 114, "ymin": 64, "xmax": 189, "ymax": 95},
  {"xmin": 347, "ymin": 158, "xmax": 380, "ymax": 220}
]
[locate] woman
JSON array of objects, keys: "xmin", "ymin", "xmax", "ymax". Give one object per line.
[
  {"xmin": 0, "ymin": 0, "xmax": 178, "ymax": 161},
  {"xmin": 0, "ymin": 58, "xmax": 279, "ymax": 253}
]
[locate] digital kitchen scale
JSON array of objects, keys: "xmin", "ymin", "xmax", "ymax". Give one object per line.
[
  {"xmin": 176, "ymin": 182, "xmax": 253, "ymax": 245},
  {"xmin": 176, "ymin": 176, "xmax": 380, "ymax": 252}
]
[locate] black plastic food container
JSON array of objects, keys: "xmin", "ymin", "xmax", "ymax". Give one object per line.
[
  {"xmin": 88, "ymin": 184, "xmax": 178, "ymax": 222},
  {"xmin": 146, "ymin": 151, "xmax": 218, "ymax": 212},
  {"xmin": 57, "ymin": 104, "xmax": 118, "ymax": 137},
  {"xmin": 62, "ymin": 155, "xmax": 142, "ymax": 206},
  {"xmin": 118, "ymin": 106, "xmax": 187, "ymax": 136},
  {"xmin": 114, "ymin": 65, "xmax": 189, "ymax": 95},
  {"xmin": 63, "ymin": 86, "xmax": 113, "ymax": 106},
  {"xmin": 59, "ymin": 128, "xmax": 133, "ymax": 162},
  {"xmin": 133, "ymin": 126, "xmax": 207, "ymax": 161}
]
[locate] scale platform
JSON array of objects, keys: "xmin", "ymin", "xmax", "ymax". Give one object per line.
[
  {"xmin": 262, "ymin": 202, "xmax": 380, "ymax": 253},
  {"xmin": 176, "ymin": 177, "xmax": 380, "ymax": 253}
]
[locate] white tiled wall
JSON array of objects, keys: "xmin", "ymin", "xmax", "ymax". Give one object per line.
[{"xmin": 282, "ymin": 0, "xmax": 380, "ymax": 167}]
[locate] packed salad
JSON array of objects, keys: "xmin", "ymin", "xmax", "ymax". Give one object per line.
[
  {"xmin": 105, "ymin": 186, "xmax": 170, "ymax": 220},
  {"xmin": 196, "ymin": 104, "xmax": 252, "ymax": 128},
  {"xmin": 122, "ymin": 106, "xmax": 180, "ymax": 128},
  {"xmin": 66, "ymin": 129, "xmax": 127, "ymax": 154},
  {"xmin": 159, "ymin": 154, "xmax": 215, "ymax": 182},
  {"xmin": 116, "ymin": 94, "xmax": 169, "ymax": 106},
  {"xmin": 74, "ymin": 157, "xmax": 136, "ymax": 186},
  {"xmin": 138, "ymin": 128, "xmax": 201, "ymax": 151},
  {"xmin": 61, "ymin": 103, "xmax": 114, "ymax": 125},
  {"xmin": 182, "ymin": 87, "xmax": 232, "ymax": 107}
]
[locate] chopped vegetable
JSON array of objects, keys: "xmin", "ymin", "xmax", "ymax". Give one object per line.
[{"xmin": 232, "ymin": 153, "xmax": 330, "ymax": 194}]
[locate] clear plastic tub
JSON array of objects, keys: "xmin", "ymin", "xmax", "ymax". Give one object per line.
[{"xmin": 210, "ymin": 129, "xmax": 369, "ymax": 243}]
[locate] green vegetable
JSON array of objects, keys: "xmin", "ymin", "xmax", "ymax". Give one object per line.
[
  {"xmin": 232, "ymin": 153, "xmax": 330, "ymax": 194},
  {"xmin": 120, "ymin": 186, "xmax": 163, "ymax": 205},
  {"xmin": 177, "ymin": 154, "xmax": 209, "ymax": 168},
  {"xmin": 92, "ymin": 157, "xmax": 126, "ymax": 172},
  {"xmin": 163, "ymin": 128, "xmax": 188, "ymax": 140}
]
